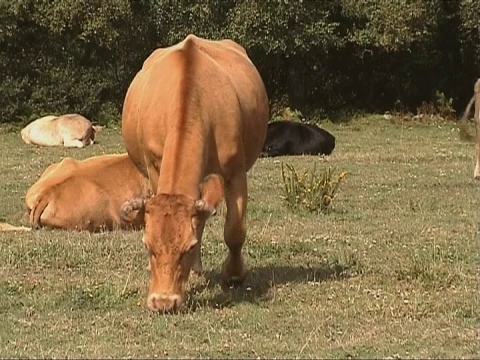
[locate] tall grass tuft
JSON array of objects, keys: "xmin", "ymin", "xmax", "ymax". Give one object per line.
[{"xmin": 281, "ymin": 163, "xmax": 347, "ymax": 213}]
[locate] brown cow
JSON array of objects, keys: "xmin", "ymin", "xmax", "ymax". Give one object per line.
[
  {"xmin": 26, "ymin": 154, "xmax": 151, "ymax": 231},
  {"xmin": 121, "ymin": 34, "xmax": 269, "ymax": 312},
  {"xmin": 462, "ymin": 78, "xmax": 480, "ymax": 179}
]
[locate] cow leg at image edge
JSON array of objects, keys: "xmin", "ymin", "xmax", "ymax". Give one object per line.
[
  {"xmin": 475, "ymin": 142, "xmax": 480, "ymax": 180},
  {"xmin": 221, "ymin": 171, "xmax": 248, "ymax": 289},
  {"xmin": 474, "ymin": 79, "xmax": 480, "ymax": 180}
]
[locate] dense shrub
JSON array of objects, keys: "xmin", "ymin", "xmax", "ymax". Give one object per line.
[{"xmin": 0, "ymin": 0, "xmax": 478, "ymax": 124}]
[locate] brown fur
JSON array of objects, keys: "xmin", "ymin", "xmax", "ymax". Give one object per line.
[
  {"xmin": 122, "ymin": 34, "xmax": 269, "ymax": 312},
  {"xmin": 25, "ymin": 154, "xmax": 151, "ymax": 231}
]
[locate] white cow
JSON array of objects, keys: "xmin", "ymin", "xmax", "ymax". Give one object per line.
[{"xmin": 21, "ymin": 114, "xmax": 102, "ymax": 148}]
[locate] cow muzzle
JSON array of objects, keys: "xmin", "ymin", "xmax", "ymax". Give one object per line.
[{"xmin": 147, "ymin": 293, "xmax": 183, "ymax": 313}]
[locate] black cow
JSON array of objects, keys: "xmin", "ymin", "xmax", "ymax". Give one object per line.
[{"xmin": 261, "ymin": 120, "xmax": 336, "ymax": 157}]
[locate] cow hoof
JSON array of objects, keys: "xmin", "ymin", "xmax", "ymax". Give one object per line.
[
  {"xmin": 220, "ymin": 274, "xmax": 246, "ymax": 291},
  {"xmin": 220, "ymin": 258, "xmax": 246, "ymax": 291},
  {"xmin": 220, "ymin": 253, "xmax": 246, "ymax": 289}
]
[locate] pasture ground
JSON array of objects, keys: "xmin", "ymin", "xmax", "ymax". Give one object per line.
[{"xmin": 0, "ymin": 116, "xmax": 478, "ymax": 358}]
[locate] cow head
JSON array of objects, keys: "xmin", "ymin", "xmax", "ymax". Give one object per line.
[
  {"xmin": 85, "ymin": 122, "xmax": 102, "ymax": 145},
  {"xmin": 92, "ymin": 123, "xmax": 103, "ymax": 134},
  {"xmin": 129, "ymin": 174, "xmax": 224, "ymax": 313}
]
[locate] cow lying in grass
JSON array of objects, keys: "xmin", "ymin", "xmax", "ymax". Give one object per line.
[
  {"xmin": 261, "ymin": 120, "xmax": 336, "ymax": 157},
  {"xmin": 21, "ymin": 114, "xmax": 102, "ymax": 148},
  {"xmin": 26, "ymin": 153, "xmax": 151, "ymax": 232}
]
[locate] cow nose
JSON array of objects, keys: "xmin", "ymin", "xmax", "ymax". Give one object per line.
[{"xmin": 147, "ymin": 293, "xmax": 182, "ymax": 313}]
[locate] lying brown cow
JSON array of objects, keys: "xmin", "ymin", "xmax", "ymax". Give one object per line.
[
  {"xmin": 26, "ymin": 154, "xmax": 151, "ymax": 231},
  {"xmin": 462, "ymin": 78, "xmax": 480, "ymax": 179},
  {"xmin": 122, "ymin": 34, "xmax": 269, "ymax": 312},
  {"xmin": 21, "ymin": 114, "xmax": 101, "ymax": 148}
]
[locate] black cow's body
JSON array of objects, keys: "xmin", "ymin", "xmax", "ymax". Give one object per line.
[{"xmin": 261, "ymin": 120, "xmax": 336, "ymax": 157}]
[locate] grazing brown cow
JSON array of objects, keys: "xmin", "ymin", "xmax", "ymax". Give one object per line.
[
  {"xmin": 26, "ymin": 154, "xmax": 151, "ymax": 231},
  {"xmin": 121, "ymin": 34, "xmax": 269, "ymax": 312},
  {"xmin": 21, "ymin": 114, "xmax": 101, "ymax": 148},
  {"xmin": 462, "ymin": 78, "xmax": 480, "ymax": 179}
]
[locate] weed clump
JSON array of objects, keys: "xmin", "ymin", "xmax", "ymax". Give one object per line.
[
  {"xmin": 281, "ymin": 163, "xmax": 347, "ymax": 213},
  {"xmin": 416, "ymin": 90, "xmax": 456, "ymax": 120}
]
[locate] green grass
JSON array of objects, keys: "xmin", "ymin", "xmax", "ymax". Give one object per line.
[{"xmin": 0, "ymin": 117, "xmax": 478, "ymax": 358}]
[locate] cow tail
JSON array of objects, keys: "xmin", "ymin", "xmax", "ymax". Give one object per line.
[
  {"xmin": 461, "ymin": 95, "xmax": 475, "ymax": 123},
  {"xmin": 459, "ymin": 95, "xmax": 475, "ymax": 140},
  {"xmin": 29, "ymin": 189, "xmax": 51, "ymax": 229}
]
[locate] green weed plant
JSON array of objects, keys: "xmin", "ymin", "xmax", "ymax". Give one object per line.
[{"xmin": 281, "ymin": 162, "xmax": 347, "ymax": 213}]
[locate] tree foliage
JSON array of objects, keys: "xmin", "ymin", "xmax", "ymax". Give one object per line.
[
  {"xmin": 340, "ymin": 0, "xmax": 438, "ymax": 52},
  {"xmin": 0, "ymin": 0, "xmax": 478, "ymax": 124}
]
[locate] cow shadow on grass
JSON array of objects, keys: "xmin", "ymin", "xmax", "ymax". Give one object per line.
[{"xmin": 186, "ymin": 262, "xmax": 356, "ymax": 311}]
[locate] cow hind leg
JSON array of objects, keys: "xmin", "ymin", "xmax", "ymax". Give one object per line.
[{"xmin": 221, "ymin": 172, "xmax": 248, "ymax": 289}]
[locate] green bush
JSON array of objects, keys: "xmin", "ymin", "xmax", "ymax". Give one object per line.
[
  {"xmin": 271, "ymin": 106, "xmax": 305, "ymax": 122},
  {"xmin": 1, "ymin": 0, "xmax": 479, "ymax": 123},
  {"xmin": 281, "ymin": 163, "xmax": 347, "ymax": 214},
  {"xmin": 416, "ymin": 91, "xmax": 456, "ymax": 120},
  {"xmin": 97, "ymin": 102, "xmax": 121, "ymax": 127}
]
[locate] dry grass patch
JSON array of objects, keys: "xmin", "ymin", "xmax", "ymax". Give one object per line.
[{"xmin": 0, "ymin": 117, "xmax": 478, "ymax": 358}]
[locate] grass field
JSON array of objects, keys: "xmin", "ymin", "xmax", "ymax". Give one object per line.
[{"xmin": 0, "ymin": 116, "xmax": 478, "ymax": 358}]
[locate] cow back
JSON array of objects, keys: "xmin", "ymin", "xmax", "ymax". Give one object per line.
[{"xmin": 122, "ymin": 34, "xmax": 269, "ymax": 195}]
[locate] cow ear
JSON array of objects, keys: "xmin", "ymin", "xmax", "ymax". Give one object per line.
[
  {"xmin": 194, "ymin": 174, "xmax": 224, "ymax": 216},
  {"xmin": 92, "ymin": 124, "xmax": 103, "ymax": 133}
]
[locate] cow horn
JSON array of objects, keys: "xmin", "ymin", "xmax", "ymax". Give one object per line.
[
  {"xmin": 120, "ymin": 197, "xmax": 147, "ymax": 222},
  {"xmin": 194, "ymin": 174, "xmax": 224, "ymax": 216},
  {"xmin": 194, "ymin": 199, "xmax": 217, "ymax": 215}
]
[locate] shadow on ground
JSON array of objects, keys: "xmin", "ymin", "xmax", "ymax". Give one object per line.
[{"xmin": 187, "ymin": 261, "xmax": 356, "ymax": 311}]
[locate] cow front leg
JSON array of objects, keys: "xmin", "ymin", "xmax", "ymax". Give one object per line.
[
  {"xmin": 475, "ymin": 143, "xmax": 480, "ymax": 180},
  {"xmin": 63, "ymin": 138, "xmax": 85, "ymax": 148},
  {"xmin": 474, "ymin": 79, "xmax": 480, "ymax": 180},
  {"xmin": 221, "ymin": 172, "xmax": 248, "ymax": 289}
]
